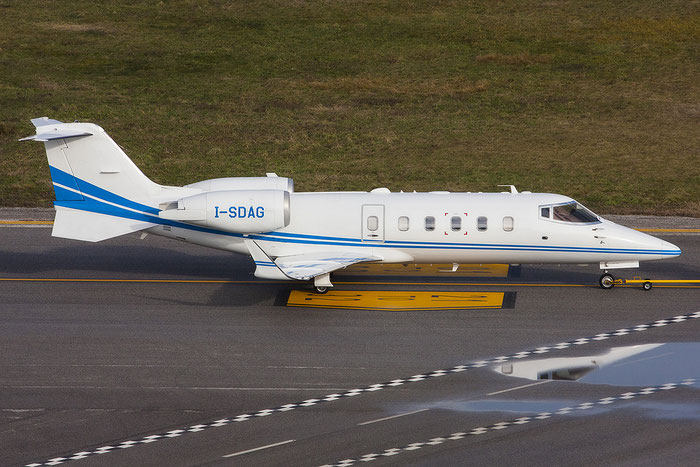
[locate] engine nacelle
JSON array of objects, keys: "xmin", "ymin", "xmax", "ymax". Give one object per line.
[
  {"xmin": 159, "ymin": 189, "xmax": 290, "ymax": 234},
  {"xmin": 185, "ymin": 177, "xmax": 293, "ymax": 193}
]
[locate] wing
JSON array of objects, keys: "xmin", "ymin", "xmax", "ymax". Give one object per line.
[
  {"xmin": 244, "ymin": 238, "xmax": 380, "ymax": 281},
  {"xmin": 274, "ymin": 251, "xmax": 381, "ymax": 280}
]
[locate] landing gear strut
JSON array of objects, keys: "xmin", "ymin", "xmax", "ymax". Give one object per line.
[
  {"xmin": 313, "ymin": 272, "xmax": 333, "ymax": 294},
  {"xmin": 599, "ymin": 272, "xmax": 615, "ymax": 289}
]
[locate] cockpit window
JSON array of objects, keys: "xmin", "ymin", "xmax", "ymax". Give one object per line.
[{"xmin": 552, "ymin": 202, "xmax": 599, "ymax": 223}]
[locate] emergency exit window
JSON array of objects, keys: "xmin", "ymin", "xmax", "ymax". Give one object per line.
[
  {"xmin": 425, "ymin": 216, "xmax": 435, "ymax": 231},
  {"xmin": 367, "ymin": 216, "xmax": 379, "ymax": 231},
  {"xmin": 451, "ymin": 216, "xmax": 461, "ymax": 231}
]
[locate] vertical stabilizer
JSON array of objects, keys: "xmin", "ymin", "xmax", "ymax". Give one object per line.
[{"xmin": 21, "ymin": 117, "xmax": 161, "ymax": 241}]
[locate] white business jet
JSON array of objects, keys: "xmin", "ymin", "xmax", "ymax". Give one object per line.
[{"xmin": 22, "ymin": 118, "xmax": 680, "ymax": 292}]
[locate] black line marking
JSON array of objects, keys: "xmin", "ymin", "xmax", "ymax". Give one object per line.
[
  {"xmin": 502, "ymin": 292, "xmax": 517, "ymax": 309},
  {"xmin": 273, "ymin": 289, "xmax": 292, "ymax": 307},
  {"xmin": 507, "ymin": 265, "xmax": 522, "ymax": 278}
]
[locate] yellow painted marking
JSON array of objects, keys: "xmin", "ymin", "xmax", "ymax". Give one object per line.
[
  {"xmin": 343, "ymin": 263, "xmax": 510, "ymax": 277},
  {"xmin": 287, "ymin": 290, "xmax": 506, "ymax": 311},
  {"xmin": 0, "ymin": 278, "xmax": 697, "ymax": 289},
  {"xmin": 0, "ymin": 278, "xmax": 250, "ymax": 284},
  {"xmin": 0, "ymin": 220, "xmax": 53, "ymax": 225},
  {"xmin": 623, "ymin": 279, "xmax": 700, "ymax": 284},
  {"xmin": 636, "ymin": 228, "xmax": 700, "ymax": 233}
]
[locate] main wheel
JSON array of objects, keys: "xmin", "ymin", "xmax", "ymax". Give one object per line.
[
  {"xmin": 314, "ymin": 285, "xmax": 329, "ymax": 294},
  {"xmin": 642, "ymin": 281, "xmax": 652, "ymax": 291},
  {"xmin": 599, "ymin": 273, "xmax": 615, "ymax": 289}
]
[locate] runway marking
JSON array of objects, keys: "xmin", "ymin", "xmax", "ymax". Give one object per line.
[
  {"xmin": 222, "ymin": 439, "xmax": 295, "ymax": 458},
  {"xmin": 357, "ymin": 409, "xmax": 430, "ymax": 426},
  {"xmin": 637, "ymin": 228, "xmax": 700, "ymax": 233},
  {"xmin": 486, "ymin": 380, "xmax": 552, "ymax": 396},
  {"xmin": 0, "ymin": 220, "xmax": 53, "ymax": 226},
  {"xmin": 1, "ymin": 277, "xmax": 698, "ymax": 288},
  {"xmin": 285, "ymin": 290, "xmax": 514, "ymax": 311},
  {"xmin": 24, "ymin": 310, "xmax": 700, "ymax": 467},
  {"xmin": 319, "ymin": 378, "xmax": 698, "ymax": 466},
  {"xmin": 342, "ymin": 263, "xmax": 511, "ymax": 277}
]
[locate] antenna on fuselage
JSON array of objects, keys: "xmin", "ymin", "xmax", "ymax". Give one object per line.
[{"xmin": 498, "ymin": 185, "xmax": 519, "ymax": 194}]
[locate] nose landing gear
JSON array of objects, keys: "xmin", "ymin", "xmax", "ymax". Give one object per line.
[{"xmin": 599, "ymin": 272, "xmax": 615, "ymax": 289}]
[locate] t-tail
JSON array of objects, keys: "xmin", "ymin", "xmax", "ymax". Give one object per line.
[{"xmin": 21, "ymin": 117, "xmax": 163, "ymax": 242}]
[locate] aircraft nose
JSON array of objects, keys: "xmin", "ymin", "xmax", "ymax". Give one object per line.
[
  {"xmin": 633, "ymin": 230, "xmax": 681, "ymax": 259},
  {"xmin": 604, "ymin": 221, "xmax": 681, "ymax": 259},
  {"xmin": 651, "ymin": 236, "xmax": 681, "ymax": 258}
]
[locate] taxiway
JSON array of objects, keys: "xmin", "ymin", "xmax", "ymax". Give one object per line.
[{"xmin": 1, "ymin": 212, "xmax": 698, "ymax": 466}]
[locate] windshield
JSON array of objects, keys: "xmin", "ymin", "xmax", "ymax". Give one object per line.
[{"xmin": 552, "ymin": 202, "xmax": 599, "ymax": 223}]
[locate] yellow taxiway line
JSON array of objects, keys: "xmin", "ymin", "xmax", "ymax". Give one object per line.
[
  {"xmin": 0, "ymin": 278, "xmax": 697, "ymax": 289},
  {"xmin": 0, "ymin": 220, "xmax": 54, "ymax": 225}
]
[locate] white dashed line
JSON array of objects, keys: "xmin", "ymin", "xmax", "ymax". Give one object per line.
[
  {"xmin": 320, "ymin": 379, "xmax": 698, "ymax": 466},
  {"xmin": 25, "ymin": 310, "xmax": 700, "ymax": 467},
  {"xmin": 357, "ymin": 408, "xmax": 430, "ymax": 426},
  {"xmin": 222, "ymin": 439, "xmax": 295, "ymax": 458}
]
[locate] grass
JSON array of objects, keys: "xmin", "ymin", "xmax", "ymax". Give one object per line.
[{"xmin": 0, "ymin": 0, "xmax": 698, "ymax": 215}]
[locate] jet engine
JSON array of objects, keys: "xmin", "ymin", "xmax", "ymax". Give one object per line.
[{"xmin": 159, "ymin": 189, "xmax": 290, "ymax": 234}]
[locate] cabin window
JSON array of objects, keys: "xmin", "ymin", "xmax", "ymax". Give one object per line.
[
  {"xmin": 425, "ymin": 216, "xmax": 435, "ymax": 231},
  {"xmin": 477, "ymin": 216, "xmax": 488, "ymax": 231},
  {"xmin": 398, "ymin": 216, "xmax": 409, "ymax": 231},
  {"xmin": 503, "ymin": 216, "xmax": 514, "ymax": 231},
  {"xmin": 540, "ymin": 207, "xmax": 551, "ymax": 218},
  {"xmin": 451, "ymin": 216, "xmax": 461, "ymax": 231},
  {"xmin": 367, "ymin": 216, "xmax": 379, "ymax": 231}
]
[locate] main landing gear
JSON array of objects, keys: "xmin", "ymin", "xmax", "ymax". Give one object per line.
[{"xmin": 312, "ymin": 272, "xmax": 332, "ymax": 294}]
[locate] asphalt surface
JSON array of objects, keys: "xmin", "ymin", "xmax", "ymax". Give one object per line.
[{"xmin": 1, "ymin": 212, "xmax": 698, "ymax": 467}]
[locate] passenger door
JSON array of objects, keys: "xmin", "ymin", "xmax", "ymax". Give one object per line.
[{"xmin": 361, "ymin": 204, "xmax": 385, "ymax": 242}]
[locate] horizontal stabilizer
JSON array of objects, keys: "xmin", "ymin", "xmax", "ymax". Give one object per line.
[
  {"xmin": 31, "ymin": 117, "xmax": 64, "ymax": 127},
  {"xmin": 20, "ymin": 130, "xmax": 92, "ymax": 142},
  {"xmin": 52, "ymin": 208, "xmax": 156, "ymax": 242}
]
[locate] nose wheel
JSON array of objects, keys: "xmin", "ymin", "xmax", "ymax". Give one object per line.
[{"xmin": 599, "ymin": 273, "xmax": 615, "ymax": 289}]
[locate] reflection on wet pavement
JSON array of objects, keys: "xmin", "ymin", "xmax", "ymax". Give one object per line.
[{"xmin": 496, "ymin": 343, "xmax": 700, "ymax": 387}]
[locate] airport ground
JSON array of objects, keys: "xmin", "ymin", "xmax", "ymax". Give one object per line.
[{"xmin": 1, "ymin": 210, "xmax": 698, "ymax": 466}]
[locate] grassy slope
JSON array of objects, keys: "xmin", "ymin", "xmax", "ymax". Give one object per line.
[{"xmin": 0, "ymin": 0, "xmax": 698, "ymax": 215}]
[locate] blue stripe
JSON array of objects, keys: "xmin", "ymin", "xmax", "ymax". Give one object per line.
[
  {"xmin": 257, "ymin": 230, "xmax": 674, "ymax": 254},
  {"xmin": 52, "ymin": 183, "xmax": 83, "ymax": 201},
  {"xmin": 49, "ymin": 166, "xmax": 160, "ymax": 215},
  {"xmin": 49, "ymin": 167, "xmax": 83, "ymax": 201},
  {"xmin": 50, "ymin": 178, "xmax": 680, "ymax": 258},
  {"xmin": 249, "ymin": 233, "xmax": 679, "ymax": 256}
]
